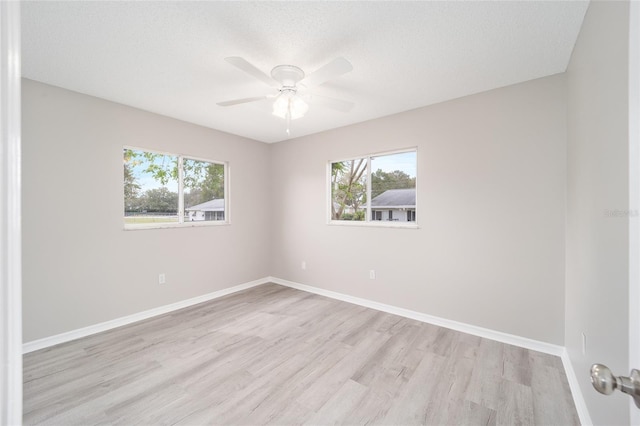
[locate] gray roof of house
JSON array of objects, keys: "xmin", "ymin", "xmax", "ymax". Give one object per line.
[
  {"xmin": 371, "ymin": 188, "xmax": 415, "ymax": 208},
  {"xmin": 185, "ymin": 198, "xmax": 224, "ymax": 211}
]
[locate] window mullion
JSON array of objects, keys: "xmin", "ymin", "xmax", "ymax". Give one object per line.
[
  {"xmin": 178, "ymin": 156, "xmax": 184, "ymax": 223},
  {"xmin": 366, "ymin": 156, "xmax": 372, "ymax": 222}
]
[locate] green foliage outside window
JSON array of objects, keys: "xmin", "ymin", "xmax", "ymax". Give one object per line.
[{"xmin": 123, "ymin": 148, "xmax": 226, "ymax": 225}]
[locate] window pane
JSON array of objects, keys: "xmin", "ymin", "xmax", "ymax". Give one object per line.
[
  {"xmin": 370, "ymin": 151, "xmax": 416, "ymax": 223},
  {"xmin": 123, "ymin": 149, "xmax": 179, "ymax": 225},
  {"xmin": 183, "ymin": 158, "xmax": 225, "ymax": 222},
  {"xmin": 331, "ymin": 158, "xmax": 367, "ymax": 221}
]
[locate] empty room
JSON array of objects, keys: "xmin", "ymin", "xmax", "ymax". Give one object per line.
[{"xmin": 1, "ymin": 0, "xmax": 639, "ymax": 425}]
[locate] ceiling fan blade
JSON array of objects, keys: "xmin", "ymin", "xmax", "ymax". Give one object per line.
[
  {"xmin": 300, "ymin": 57, "xmax": 353, "ymax": 88},
  {"xmin": 307, "ymin": 94, "xmax": 354, "ymax": 113},
  {"xmin": 225, "ymin": 57, "xmax": 279, "ymax": 88},
  {"xmin": 217, "ymin": 96, "xmax": 268, "ymax": 107}
]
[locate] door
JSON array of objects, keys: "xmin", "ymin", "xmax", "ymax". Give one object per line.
[{"xmin": 592, "ymin": 3, "xmax": 640, "ymax": 423}]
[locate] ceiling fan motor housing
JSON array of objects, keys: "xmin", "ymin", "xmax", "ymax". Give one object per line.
[{"xmin": 271, "ymin": 65, "xmax": 305, "ymax": 87}]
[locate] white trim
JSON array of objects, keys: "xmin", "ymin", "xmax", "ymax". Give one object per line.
[
  {"xmin": 329, "ymin": 146, "xmax": 418, "ymax": 165},
  {"xmin": 123, "ymin": 145, "xmax": 227, "ymax": 166},
  {"xmin": 178, "ymin": 151, "xmax": 184, "ymax": 222},
  {"xmin": 23, "ymin": 277, "xmax": 269, "ymax": 354},
  {"xmin": 629, "ymin": 1, "xmax": 640, "ymax": 424},
  {"xmin": 0, "ymin": 1, "xmax": 22, "ymax": 424},
  {"xmin": 269, "ymin": 276, "xmax": 563, "ymax": 356},
  {"xmin": 328, "ymin": 220, "xmax": 419, "ymax": 229},
  {"xmin": 124, "ymin": 220, "xmax": 230, "ymax": 231},
  {"xmin": 225, "ymin": 159, "xmax": 231, "ymax": 225},
  {"xmin": 326, "ymin": 160, "xmax": 332, "ymax": 223},
  {"xmin": 561, "ymin": 348, "xmax": 594, "ymax": 426},
  {"xmin": 366, "ymin": 155, "xmax": 372, "ymax": 221},
  {"xmin": 414, "ymin": 148, "xmax": 418, "ymax": 227}
]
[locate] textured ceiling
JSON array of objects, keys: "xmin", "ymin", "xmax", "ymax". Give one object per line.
[{"xmin": 22, "ymin": 1, "xmax": 589, "ymax": 143}]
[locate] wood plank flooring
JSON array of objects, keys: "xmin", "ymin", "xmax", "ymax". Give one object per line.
[{"xmin": 23, "ymin": 283, "xmax": 580, "ymax": 425}]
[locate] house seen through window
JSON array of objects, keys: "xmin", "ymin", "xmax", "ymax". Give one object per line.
[
  {"xmin": 330, "ymin": 150, "xmax": 417, "ymax": 225},
  {"xmin": 124, "ymin": 148, "xmax": 227, "ymax": 228}
]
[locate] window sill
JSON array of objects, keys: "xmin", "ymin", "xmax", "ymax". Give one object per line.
[
  {"xmin": 328, "ymin": 220, "xmax": 419, "ymax": 229},
  {"xmin": 124, "ymin": 221, "xmax": 230, "ymax": 231}
]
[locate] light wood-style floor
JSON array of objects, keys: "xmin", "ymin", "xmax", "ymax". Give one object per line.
[{"xmin": 24, "ymin": 283, "xmax": 580, "ymax": 425}]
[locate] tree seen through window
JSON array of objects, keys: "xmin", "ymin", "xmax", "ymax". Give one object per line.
[{"xmin": 123, "ymin": 148, "xmax": 226, "ymax": 226}]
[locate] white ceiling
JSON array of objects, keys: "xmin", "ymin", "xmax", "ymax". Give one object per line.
[{"xmin": 21, "ymin": 1, "xmax": 589, "ymax": 144}]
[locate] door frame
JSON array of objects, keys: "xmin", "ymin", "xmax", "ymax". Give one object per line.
[
  {"xmin": 630, "ymin": 0, "xmax": 640, "ymax": 424},
  {"xmin": 0, "ymin": 1, "xmax": 22, "ymax": 424}
]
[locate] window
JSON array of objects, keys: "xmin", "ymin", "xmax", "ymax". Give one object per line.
[
  {"xmin": 123, "ymin": 148, "xmax": 228, "ymax": 228},
  {"xmin": 330, "ymin": 149, "xmax": 417, "ymax": 226}
]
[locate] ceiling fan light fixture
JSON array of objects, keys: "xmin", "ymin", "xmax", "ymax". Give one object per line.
[
  {"xmin": 219, "ymin": 57, "xmax": 354, "ymax": 135},
  {"xmin": 272, "ymin": 90, "xmax": 308, "ymax": 120}
]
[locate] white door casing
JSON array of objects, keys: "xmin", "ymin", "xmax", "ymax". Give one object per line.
[
  {"xmin": 630, "ymin": 0, "xmax": 640, "ymax": 423},
  {"xmin": 0, "ymin": 1, "xmax": 23, "ymax": 425}
]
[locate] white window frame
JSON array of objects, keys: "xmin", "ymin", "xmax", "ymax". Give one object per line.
[
  {"xmin": 327, "ymin": 147, "xmax": 418, "ymax": 229},
  {"xmin": 124, "ymin": 146, "xmax": 230, "ymax": 230}
]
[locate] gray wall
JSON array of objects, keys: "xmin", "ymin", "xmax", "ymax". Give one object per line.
[
  {"xmin": 270, "ymin": 75, "xmax": 567, "ymax": 345},
  {"xmin": 24, "ymin": 75, "xmax": 568, "ymax": 346},
  {"xmin": 565, "ymin": 2, "xmax": 631, "ymax": 425},
  {"xmin": 22, "ymin": 79, "xmax": 271, "ymax": 342}
]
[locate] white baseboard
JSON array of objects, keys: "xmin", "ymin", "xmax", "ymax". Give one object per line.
[
  {"xmin": 269, "ymin": 276, "xmax": 564, "ymax": 356},
  {"xmin": 22, "ymin": 277, "xmax": 270, "ymax": 354},
  {"xmin": 561, "ymin": 348, "xmax": 593, "ymax": 426}
]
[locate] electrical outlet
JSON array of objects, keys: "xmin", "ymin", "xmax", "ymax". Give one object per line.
[
  {"xmin": 159, "ymin": 273, "xmax": 166, "ymax": 285},
  {"xmin": 369, "ymin": 270, "xmax": 376, "ymax": 279},
  {"xmin": 301, "ymin": 261, "xmax": 307, "ymax": 270},
  {"xmin": 582, "ymin": 332, "xmax": 587, "ymax": 355}
]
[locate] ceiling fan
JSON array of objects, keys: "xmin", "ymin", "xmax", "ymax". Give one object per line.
[{"xmin": 217, "ymin": 57, "xmax": 354, "ymax": 134}]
